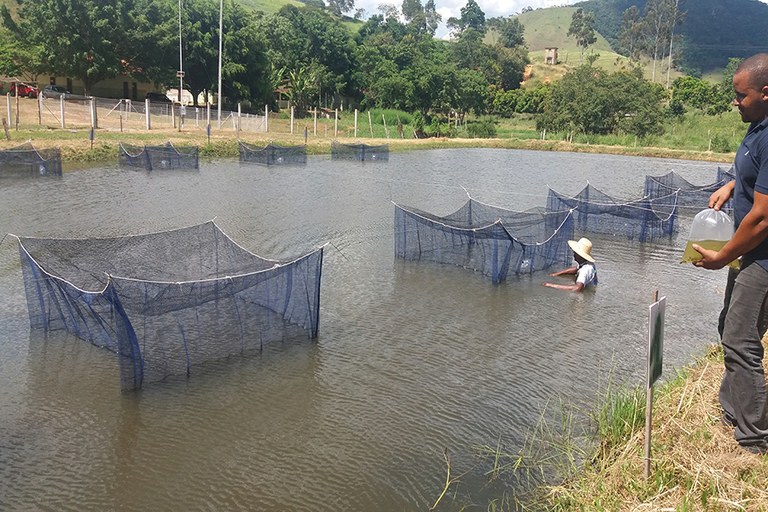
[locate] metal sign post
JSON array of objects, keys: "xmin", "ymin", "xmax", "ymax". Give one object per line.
[{"xmin": 644, "ymin": 291, "xmax": 666, "ymax": 479}]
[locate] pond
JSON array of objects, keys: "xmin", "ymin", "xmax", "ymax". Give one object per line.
[{"xmin": 0, "ymin": 148, "xmax": 728, "ymax": 510}]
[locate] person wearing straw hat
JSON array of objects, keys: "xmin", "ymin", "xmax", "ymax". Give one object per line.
[{"xmin": 543, "ymin": 237, "xmax": 598, "ymax": 292}]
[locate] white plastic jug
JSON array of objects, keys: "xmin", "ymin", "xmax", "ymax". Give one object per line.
[{"xmin": 682, "ymin": 208, "xmax": 739, "ymax": 268}]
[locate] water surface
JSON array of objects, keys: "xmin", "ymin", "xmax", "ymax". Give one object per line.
[{"xmin": 0, "ymin": 148, "xmax": 728, "ymax": 510}]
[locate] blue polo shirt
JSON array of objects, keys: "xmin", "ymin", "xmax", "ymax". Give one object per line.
[{"xmin": 733, "ymin": 117, "xmax": 768, "ymax": 269}]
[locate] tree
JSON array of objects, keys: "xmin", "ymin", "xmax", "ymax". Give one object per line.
[
  {"xmin": 424, "ymin": 0, "xmax": 441, "ymax": 36},
  {"xmin": 618, "ymin": 6, "xmax": 645, "ymax": 61},
  {"xmin": 6, "ymin": 0, "xmax": 143, "ymax": 94},
  {"xmin": 567, "ymin": 8, "xmax": 597, "ymax": 65},
  {"xmin": 327, "ymin": 0, "xmax": 354, "ymax": 17},
  {"xmin": 538, "ymin": 65, "xmax": 665, "ymax": 137},
  {"xmin": 642, "ymin": 0, "xmax": 686, "ymax": 83},
  {"xmin": 498, "ymin": 17, "xmax": 525, "ymax": 49},
  {"xmin": 446, "ymin": 0, "xmax": 485, "ymax": 36}
]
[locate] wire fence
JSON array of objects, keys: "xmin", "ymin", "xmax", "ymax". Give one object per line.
[{"xmin": 3, "ymin": 94, "xmax": 410, "ymax": 140}]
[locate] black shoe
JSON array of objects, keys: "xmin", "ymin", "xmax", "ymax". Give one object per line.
[{"xmin": 739, "ymin": 440, "xmax": 768, "ymax": 455}]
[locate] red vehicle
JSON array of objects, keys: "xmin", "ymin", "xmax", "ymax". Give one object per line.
[{"xmin": 9, "ymin": 82, "xmax": 39, "ymax": 98}]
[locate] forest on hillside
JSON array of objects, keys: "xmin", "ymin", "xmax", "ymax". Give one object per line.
[{"xmin": 577, "ymin": 0, "xmax": 768, "ymax": 73}]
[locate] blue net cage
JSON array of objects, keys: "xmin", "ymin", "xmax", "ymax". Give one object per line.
[
  {"xmin": 238, "ymin": 141, "xmax": 307, "ymax": 165},
  {"xmin": 643, "ymin": 170, "xmax": 732, "ymax": 214},
  {"xmin": 394, "ymin": 198, "xmax": 575, "ymax": 283},
  {"xmin": 331, "ymin": 141, "xmax": 389, "ymax": 161},
  {"xmin": 0, "ymin": 142, "xmax": 62, "ymax": 178},
  {"xmin": 546, "ymin": 184, "xmax": 679, "ymax": 242},
  {"xmin": 16, "ymin": 221, "xmax": 324, "ymax": 390},
  {"xmin": 717, "ymin": 165, "xmax": 735, "ymax": 183},
  {"xmin": 118, "ymin": 142, "xmax": 199, "ymax": 171}
]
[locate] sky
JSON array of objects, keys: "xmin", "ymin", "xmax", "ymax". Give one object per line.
[{"xmin": 352, "ymin": 0, "xmax": 768, "ymax": 39}]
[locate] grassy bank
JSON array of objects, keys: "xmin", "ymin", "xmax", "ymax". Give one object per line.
[
  {"xmin": 523, "ymin": 342, "xmax": 768, "ymax": 510},
  {"xmin": 0, "ymin": 124, "xmax": 736, "ymax": 168}
]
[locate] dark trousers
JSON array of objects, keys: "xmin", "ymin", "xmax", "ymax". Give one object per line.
[{"xmin": 719, "ymin": 261, "xmax": 768, "ymax": 446}]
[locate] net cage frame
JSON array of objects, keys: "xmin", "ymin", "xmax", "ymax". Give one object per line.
[
  {"xmin": 394, "ymin": 197, "xmax": 575, "ymax": 283},
  {"xmin": 0, "ymin": 142, "xmax": 62, "ymax": 178},
  {"xmin": 331, "ymin": 141, "xmax": 389, "ymax": 161},
  {"xmin": 643, "ymin": 170, "xmax": 733, "ymax": 215},
  {"xmin": 546, "ymin": 183, "xmax": 679, "ymax": 242},
  {"xmin": 15, "ymin": 221, "xmax": 324, "ymax": 391},
  {"xmin": 238, "ymin": 141, "xmax": 307, "ymax": 165},
  {"xmin": 118, "ymin": 141, "xmax": 199, "ymax": 171}
]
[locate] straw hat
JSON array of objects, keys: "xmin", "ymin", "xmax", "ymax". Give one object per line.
[{"xmin": 568, "ymin": 237, "xmax": 595, "ymax": 263}]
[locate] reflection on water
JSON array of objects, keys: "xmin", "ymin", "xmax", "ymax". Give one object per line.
[{"xmin": 0, "ymin": 149, "xmax": 728, "ymax": 510}]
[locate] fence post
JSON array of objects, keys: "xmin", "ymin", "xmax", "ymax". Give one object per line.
[
  {"xmin": 6, "ymin": 94, "xmax": 11, "ymax": 131},
  {"xmin": 334, "ymin": 108, "xmax": 338, "ymax": 137},
  {"xmin": 383, "ymin": 114, "xmax": 389, "ymax": 139},
  {"xmin": 237, "ymin": 103, "xmax": 241, "ymax": 137},
  {"xmin": 145, "ymin": 99, "xmax": 151, "ymax": 130},
  {"xmin": 313, "ymin": 108, "xmax": 317, "ymax": 136},
  {"xmin": 264, "ymin": 104, "xmax": 268, "ymax": 133},
  {"xmin": 290, "ymin": 105, "xmax": 294, "ymax": 135},
  {"xmin": 90, "ymin": 97, "xmax": 98, "ymax": 130},
  {"xmin": 37, "ymin": 93, "xmax": 42, "ymax": 125},
  {"xmin": 354, "ymin": 109, "xmax": 358, "ymax": 138},
  {"xmin": 59, "ymin": 95, "xmax": 65, "ymax": 129},
  {"xmin": 368, "ymin": 110, "xmax": 373, "ymax": 137}
]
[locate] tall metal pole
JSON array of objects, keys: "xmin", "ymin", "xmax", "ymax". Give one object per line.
[
  {"xmin": 178, "ymin": 0, "xmax": 184, "ymax": 106},
  {"xmin": 217, "ymin": 0, "xmax": 223, "ymax": 128}
]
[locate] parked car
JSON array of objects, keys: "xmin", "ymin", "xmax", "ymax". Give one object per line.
[
  {"xmin": 9, "ymin": 82, "xmax": 39, "ymax": 98},
  {"xmin": 41, "ymin": 85, "xmax": 70, "ymax": 99},
  {"xmin": 145, "ymin": 92, "xmax": 172, "ymax": 103}
]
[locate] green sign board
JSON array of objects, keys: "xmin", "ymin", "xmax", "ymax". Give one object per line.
[{"xmin": 648, "ymin": 297, "xmax": 666, "ymax": 387}]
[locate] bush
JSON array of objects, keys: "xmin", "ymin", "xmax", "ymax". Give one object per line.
[
  {"xmin": 466, "ymin": 118, "xmax": 497, "ymax": 138},
  {"xmin": 710, "ymin": 134, "xmax": 732, "ymax": 153}
]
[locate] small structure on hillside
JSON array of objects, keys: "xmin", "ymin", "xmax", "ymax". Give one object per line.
[{"xmin": 545, "ymin": 47, "xmax": 558, "ymax": 65}]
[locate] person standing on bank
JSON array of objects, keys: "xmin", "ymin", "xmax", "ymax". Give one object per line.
[
  {"xmin": 543, "ymin": 237, "xmax": 598, "ymax": 292},
  {"xmin": 693, "ymin": 53, "xmax": 768, "ymax": 454}
]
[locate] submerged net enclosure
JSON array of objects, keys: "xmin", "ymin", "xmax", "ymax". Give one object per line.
[
  {"xmin": 0, "ymin": 142, "xmax": 62, "ymax": 178},
  {"xmin": 643, "ymin": 170, "xmax": 732, "ymax": 214},
  {"xmin": 238, "ymin": 141, "xmax": 307, "ymax": 165},
  {"xmin": 394, "ymin": 198, "xmax": 574, "ymax": 283},
  {"xmin": 546, "ymin": 184, "xmax": 678, "ymax": 242},
  {"xmin": 717, "ymin": 166, "xmax": 735, "ymax": 183},
  {"xmin": 17, "ymin": 221, "xmax": 324, "ymax": 390},
  {"xmin": 331, "ymin": 141, "xmax": 389, "ymax": 161},
  {"xmin": 118, "ymin": 142, "xmax": 199, "ymax": 171}
]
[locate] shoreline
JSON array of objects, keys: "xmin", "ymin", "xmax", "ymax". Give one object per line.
[{"xmin": 2, "ymin": 128, "xmax": 735, "ymax": 166}]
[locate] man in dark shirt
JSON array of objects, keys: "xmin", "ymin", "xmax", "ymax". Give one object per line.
[{"xmin": 694, "ymin": 53, "xmax": 768, "ymax": 454}]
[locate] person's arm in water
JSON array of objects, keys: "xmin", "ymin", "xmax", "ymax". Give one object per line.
[
  {"xmin": 542, "ymin": 280, "xmax": 585, "ymax": 292},
  {"xmin": 708, "ymin": 181, "xmax": 735, "ymax": 211},
  {"xmin": 695, "ymin": 190, "xmax": 768, "ymax": 269},
  {"xmin": 548, "ymin": 266, "xmax": 577, "ymax": 277}
]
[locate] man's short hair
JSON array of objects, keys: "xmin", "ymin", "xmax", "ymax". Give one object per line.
[{"xmin": 736, "ymin": 53, "xmax": 768, "ymax": 90}]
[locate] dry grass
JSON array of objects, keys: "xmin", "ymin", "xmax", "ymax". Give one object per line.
[{"xmin": 547, "ymin": 343, "xmax": 768, "ymax": 511}]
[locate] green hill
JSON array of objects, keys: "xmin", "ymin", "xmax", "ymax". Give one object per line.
[
  {"xmin": 514, "ymin": 6, "xmax": 684, "ymax": 86},
  {"xmin": 220, "ymin": 0, "xmax": 302, "ymax": 14},
  {"xmin": 576, "ymin": 0, "xmax": 768, "ymax": 73}
]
